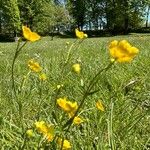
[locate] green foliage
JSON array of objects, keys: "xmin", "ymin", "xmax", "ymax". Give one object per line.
[
  {"xmin": 66, "ymin": 0, "xmax": 149, "ymax": 33},
  {"xmin": 67, "ymin": 0, "xmax": 86, "ymax": 29},
  {"xmin": 1, "ymin": 0, "xmax": 21, "ymax": 35},
  {"xmin": 32, "ymin": 1, "xmax": 70, "ymax": 34}
]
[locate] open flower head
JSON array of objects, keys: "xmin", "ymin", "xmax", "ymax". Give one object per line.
[
  {"xmin": 68, "ymin": 113, "xmax": 84, "ymax": 125},
  {"xmin": 72, "ymin": 63, "xmax": 81, "ymax": 74},
  {"xmin": 35, "ymin": 121, "xmax": 54, "ymax": 142},
  {"xmin": 96, "ymin": 100, "xmax": 105, "ymax": 111},
  {"xmin": 35, "ymin": 121, "xmax": 48, "ymax": 133},
  {"xmin": 75, "ymin": 28, "xmax": 87, "ymax": 39},
  {"xmin": 28, "ymin": 59, "xmax": 42, "ymax": 72},
  {"xmin": 73, "ymin": 116, "xmax": 84, "ymax": 125},
  {"xmin": 57, "ymin": 138, "xmax": 71, "ymax": 150},
  {"xmin": 109, "ymin": 40, "xmax": 139, "ymax": 62},
  {"xmin": 57, "ymin": 98, "xmax": 78, "ymax": 113},
  {"xmin": 22, "ymin": 26, "xmax": 40, "ymax": 42}
]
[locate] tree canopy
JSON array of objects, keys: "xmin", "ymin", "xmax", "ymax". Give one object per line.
[{"xmin": 0, "ymin": 0, "xmax": 149, "ymax": 38}]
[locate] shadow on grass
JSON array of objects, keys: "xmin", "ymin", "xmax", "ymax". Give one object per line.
[{"xmin": 1, "ymin": 27, "xmax": 150, "ymax": 42}]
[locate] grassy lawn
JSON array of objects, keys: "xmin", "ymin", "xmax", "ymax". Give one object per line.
[{"xmin": 0, "ymin": 34, "xmax": 150, "ymax": 149}]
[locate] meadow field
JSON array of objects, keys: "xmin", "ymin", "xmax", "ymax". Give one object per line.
[{"xmin": 0, "ymin": 34, "xmax": 150, "ymax": 149}]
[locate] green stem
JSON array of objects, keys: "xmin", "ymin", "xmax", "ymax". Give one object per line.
[
  {"xmin": 11, "ymin": 41, "xmax": 28, "ymax": 130},
  {"xmin": 63, "ymin": 61, "xmax": 114, "ymax": 130},
  {"xmin": 87, "ymin": 61, "xmax": 114, "ymax": 92},
  {"xmin": 64, "ymin": 39, "xmax": 78, "ymax": 64},
  {"xmin": 109, "ymin": 101, "xmax": 114, "ymax": 150},
  {"xmin": 11, "ymin": 41, "xmax": 27, "ymax": 97}
]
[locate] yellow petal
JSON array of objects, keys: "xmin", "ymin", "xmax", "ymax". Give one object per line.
[
  {"xmin": 96, "ymin": 100, "xmax": 105, "ymax": 111},
  {"xmin": 29, "ymin": 32, "xmax": 41, "ymax": 42},
  {"xmin": 73, "ymin": 116, "xmax": 84, "ymax": 125},
  {"xmin": 39, "ymin": 73, "xmax": 47, "ymax": 81},
  {"xmin": 109, "ymin": 40, "xmax": 139, "ymax": 63},
  {"xmin": 57, "ymin": 98, "xmax": 78, "ymax": 113},
  {"xmin": 57, "ymin": 138, "xmax": 71, "ymax": 150},
  {"xmin": 109, "ymin": 40, "xmax": 118, "ymax": 49},
  {"xmin": 22, "ymin": 26, "xmax": 40, "ymax": 42},
  {"xmin": 75, "ymin": 28, "xmax": 86, "ymax": 39},
  {"xmin": 22, "ymin": 26, "xmax": 31, "ymax": 40}
]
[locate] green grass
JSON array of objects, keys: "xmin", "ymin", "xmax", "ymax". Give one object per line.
[{"xmin": 0, "ymin": 34, "xmax": 150, "ymax": 149}]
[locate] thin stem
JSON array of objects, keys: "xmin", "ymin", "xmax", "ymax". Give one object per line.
[
  {"xmin": 87, "ymin": 61, "xmax": 114, "ymax": 93},
  {"xmin": 60, "ymin": 137, "xmax": 65, "ymax": 150},
  {"xmin": 62, "ymin": 61, "xmax": 114, "ymax": 131},
  {"xmin": 11, "ymin": 41, "xmax": 27, "ymax": 97},
  {"xmin": 60, "ymin": 39, "xmax": 78, "ymax": 80},
  {"xmin": 11, "ymin": 42, "xmax": 20, "ymax": 97},
  {"xmin": 11, "ymin": 40, "xmax": 28, "ymax": 130},
  {"xmin": 64, "ymin": 39, "xmax": 78, "ymax": 64},
  {"xmin": 110, "ymin": 101, "xmax": 114, "ymax": 150}
]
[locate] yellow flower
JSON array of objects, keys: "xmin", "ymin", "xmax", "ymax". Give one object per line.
[
  {"xmin": 96, "ymin": 100, "xmax": 105, "ymax": 111},
  {"xmin": 72, "ymin": 63, "xmax": 81, "ymax": 74},
  {"xmin": 28, "ymin": 59, "xmax": 42, "ymax": 72},
  {"xmin": 35, "ymin": 121, "xmax": 54, "ymax": 142},
  {"xmin": 68, "ymin": 113, "xmax": 84, "ymax": 125},
  {"xmin": 57, "ymin": 138, "xmax": 71, "ymax": 150},
  {"xmin": 109, "ymin": 40, "xmax": 139, "ymax": 62},
  {"xmin": 22, "ymin": 26, "xmax": 40, "ymax": 42},
  {"xmin": 57, "ymin": 98, "xmax": 78, "ymax": 113},
  {"xmin": 73, "ymin": 116, "xmax": 84, "ymax": 125},
  {"xmin": 75, "ymin": 28, "xmax": 87, "ymax": 39},
  {"xmin": 35, "ymin": 121, "xmax": 48, "ymax": 133},
  {"xmin": 26, "ymin": 129, "xmax": 34, "ymax": 138},
  {"xmin": 39, "ymin": 73, "xmax": 47, "ymax": 81}
]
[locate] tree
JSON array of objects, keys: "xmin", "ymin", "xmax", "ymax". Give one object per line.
[
  {"xmin": 1, "ymin": 0, "xmax": 21, "ymax": 36},
  {"xmin": 105, "ymin": 0, "xmax": 148, "ymax": 34},
  {"xmin": 31, "ymin": 0, "xmax": 70, "ymax": 35},
  {"xmin": 67, "ymin": 0, "xmax": 86, "ymax": 30},
  {"xmin": 145, "ymin": 0, "xmax": 150, "ymax": 27},
  {"xmin": 85, "ymin": 0, "xmax": 106, "ymax": 30},
  {"xmin": 18, "ymin": 0, "xmax": 35, "ymax": 28}
]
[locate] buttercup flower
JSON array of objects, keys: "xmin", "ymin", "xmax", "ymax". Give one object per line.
[
  {"xmin": 75, "ymin": 28, "xmax": 88, "ymax": 39},
  {"xmin": 35, "ymin": 121, "xmax": 48, "ymax": 133},
  {"xmin": 96, "ymin": 100, "xmax": 105, "ymax": 111},
  {"xmin": 57, "ymin": 138, "xmax": 71, "ymax": 150},
  {"xmin": 72, "ymin": 63, "xmax": 81, "ymax": 74},
  {"xmin": 68, "ymin": 113, "xmax": 84, "ymax": 125},
  {"xmin": 109, "ymin": 40, "xmax": 139, "ymax": 62},
  {"xmin": 73, "ymin": 116, "xmax": 84, "ymax": 125},
  {"xmin": 57, "ymin": 98, "xmax": 78, "ymax": 113},
  {"xmin": 39, "ymin": 73, "xmax": 47, "ymax": 81},
  {"xmin": 28, "ymin": 59, "xmax": 42, "ymax": 72},
  {"xmin": 35, "ymin": 121, "xmax": 54, "ymax": 142},
  {"xmin": 22, "ymin": 26, "xmax": 40, "ymax": 42}
]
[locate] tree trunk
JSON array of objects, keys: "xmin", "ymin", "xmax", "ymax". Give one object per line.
[
  {"xmin": 146, "ymin": 6, "xmax": 150, "ymax": 28},
  {"xmin": 123, "ymin": 0, "xmax": 129, "ymax": 34},
  {"xmin": 124, "ymin": 17, "xmax": 129, "ymax": 34}
]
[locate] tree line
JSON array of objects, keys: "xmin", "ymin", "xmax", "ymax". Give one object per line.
[
  {"xmin": 67, "ymin": 0, "xmax": 150, "ymax": 34},
  {"xmin": 0, "ymin": 0, "xmax": 69, "ymax": 38},
  {"xmin": 0, "ymin": 0, "xmax": 150, "ymax": 38}
]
